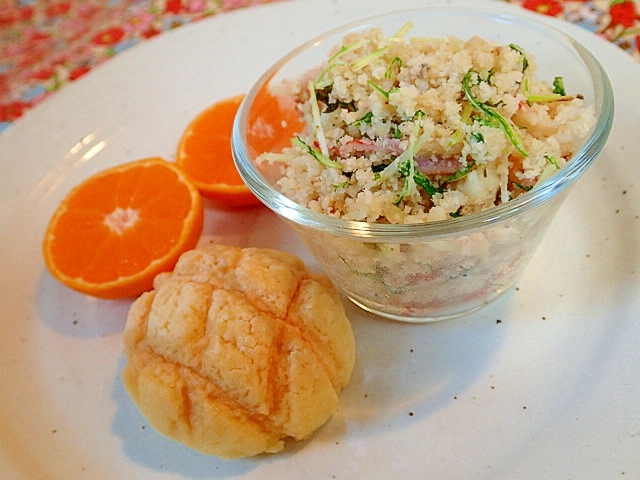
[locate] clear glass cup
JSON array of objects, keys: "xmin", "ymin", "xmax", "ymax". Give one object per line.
[{"xmin": 232, "ymin": 6, "xmax": 614, "ymax": 322}]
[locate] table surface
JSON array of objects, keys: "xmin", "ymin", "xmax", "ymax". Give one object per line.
[{"xmin": 1, "ymin": 0, "xmax": 638, "ymax": 134}]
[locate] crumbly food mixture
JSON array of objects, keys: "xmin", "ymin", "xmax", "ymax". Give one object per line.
[
  {"xmin": 259, "ymin": 25, "xmax": 595, "ymax": 223},
  {"xmin": 122, "ymin": 244, "xmax": 356, "ymax": 459}
]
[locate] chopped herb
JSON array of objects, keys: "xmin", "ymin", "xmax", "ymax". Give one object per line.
[
  {"xmin": 448, "ymin": 129, "xmax": 465, "ymax": 146},
  {"xmin": 395, "ymin": 159, "xmax": 416, "ymax": 204},
  {"xmin": 552, "ymin": 76, "xmax": 566, "ymax": 96},
  {"xmin": 396, "ymin": 111, "xmax": 426, "ymax": 202},
  {"xmin": 513, "ymin": 182, "xmax": 533, "ymax": 191},
  {"xmin": 486, "ymin": 68, "xmax": 495, "ymax": 85},
  {"xmin": 545, "ymin": 155, "xmax": 561, "ymax": 169},
  {"xmin": 509, "ymin": 43, "xmax": 529, "ymax": 72},
  {"xmin": 414, "ymin": 170, "xmax": 442, "ymax": 197},
  {"xmin": 328, "ymin": 40, "xmax": 364, "ymax": 63},
  {"xmin": 315, "ymin": 42, "xmax": 365, "ymax": 88},
  {"xmin": 334, "ymin": 181, "xmax": 350, "ymax": 189},
  {"xmin": 446, "ymin": 160, "xmax": 477, "ymax": 183},
  {"xmin": 449, "ymin": 208, "xmax": 463, "ymax": 218},
  {"xmin": 368, "ymin": 81, "xmax": 399, "ymax": 100},
  {"xmin": 372, "ymin": 163, "xmax": 389, "ymax": 174},
  {"xmin": 393, "ymin": 21, "xmax": 414, "ymax": 38},
  {"xmin": 351, "ymin": 22, "xmax": 412, "ymax": 72},
  {"xmin": 314, "ymin": 63, "xmax": 340, "ymax": 89},
  {"xmin": 477, "ymin": 117, "xmax": 496, "ymax": 128},
  {"xmin": 385, "ymin": 57, "xmax": 404, "ymax": 79},
  {"xmin": 525, "ymin": 92, "xmax": 574, "ymax": 103},
  {"xmin": 378, "ymin": 111, "xmax": 431, "ymax": 202},
  {"xmin": 352, "ymin": 111, "xmax": 374, "ymax": 126},
  {"xmin": 460, "ymin": 102, "xmax": 474, "ymax": 125},
  {"xmin": 523, "ymin": 76, "xmax": 574, "ymax": 103},
  {"xmin": 293, "ymin": 137, "xmax": 343, "ymax": 169},
  {"xmin": 352, "ymin": 48, "xmax": 389, "ymax": 71},
  {"xmin": 462, "ymin": 71, "xmax": 528, "ymax": 157},
  {"xmin": 308, "ymin": 81, "xmax": 330, "ymax": 156},
  {"xmin": 470, "ymin": 131, "xmax": 484, "ymax": 143},
  {"xmin": 411, "ymin": 109, "xmax": 426, "ymax": 121},
  {"xmin": 396, "ymin": 160, "xmax": 412, "ymax": 177}
]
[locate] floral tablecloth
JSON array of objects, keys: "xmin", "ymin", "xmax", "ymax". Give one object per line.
[{"xmin": 1, "ymin": 0, "xmax": 638, "ymax": 134}]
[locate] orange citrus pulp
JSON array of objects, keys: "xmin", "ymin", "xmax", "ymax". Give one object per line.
[
  {"xmin": 177, "ymin": 91, "xmax": 304, "ymax": 207},
  {"xmin": 246, "ymin": 83, "xmax": 306, "ymax": 156},
  {"xmin": 177, "ymin": 94, "xmax": 259, "ymax": 207},
  {"xmin": 42, "ymin": 157, "xmax": 204, "ymax": 299}
]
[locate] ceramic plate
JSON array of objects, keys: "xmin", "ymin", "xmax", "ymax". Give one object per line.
[{"xmin": 1, "ymin": 0, "xmax": 638, "ymax": 478}]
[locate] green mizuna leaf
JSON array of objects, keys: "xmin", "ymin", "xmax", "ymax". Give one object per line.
[
  {"xmin": 293, "ymin": 137, "xmax": 343, "ymax": 169},
  {"xmin": 462, "ymin": 71, "xmax": 528, "ymax": 157}
]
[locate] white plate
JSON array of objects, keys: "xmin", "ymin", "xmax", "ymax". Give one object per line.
[{"xmin": 1, "ymin": 0, "xmax": 639, "ymax": 478}]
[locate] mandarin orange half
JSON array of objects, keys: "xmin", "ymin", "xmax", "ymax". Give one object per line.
[
  {"xmin": 42, "ymin": 157, "xmax": 204, "ymax": 299},
  {"xmin": 176, "ymin": 94, "xmax": 261, "ymax": 207},
  {"xmin": 245, "ymin": 83, "xmax": 305, "ymax": 156},
  {"xmin": 177, "ymin": 91, "xmax": 304, "ymax": 207}
]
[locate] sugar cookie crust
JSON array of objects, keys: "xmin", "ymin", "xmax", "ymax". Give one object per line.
[{"xmin": 122, "ymin": 244, "xmax": 356, "ymax": 459}]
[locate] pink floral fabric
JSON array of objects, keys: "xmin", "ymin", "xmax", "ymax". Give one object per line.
[
  {"xmin": 0, "ymin": 0, "xmax": 281, "ymax": 132},
  {"xmin": 1, "ymin": 0, "xmax": 638, "ymax": 133},
  {"xmin": 511, "ymin": 0, "xmax": 640, "ymax": 58}
]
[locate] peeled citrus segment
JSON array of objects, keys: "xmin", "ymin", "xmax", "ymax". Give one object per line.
[
  {"xmin": 42, "ymin": 157, "xmax": 204, "ymax": 299},
  {"xmin": 177, "ymin": 94, "xmax": 262, "ymax": 207}
]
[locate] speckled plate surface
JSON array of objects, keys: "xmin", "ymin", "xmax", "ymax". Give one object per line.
[{"xmin": 0, "ymin": 0, "xmax": 638, "ymax": 478}]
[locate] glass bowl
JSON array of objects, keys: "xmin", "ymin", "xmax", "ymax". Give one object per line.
[{"xmin": 232, "ymin": 6, "xmax": 614, "ymax": 322}]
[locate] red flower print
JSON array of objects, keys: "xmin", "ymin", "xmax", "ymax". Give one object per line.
[
  {"xmin": 0, "ymin": 101, "xmax": 28, "ymax": 122},
  {"xmin": 142, "ymin": 27, "xmax": 162, "ymax": 39},
  {"xmin": 522, "ymin": 0, "xmax": 563, "ymax": 17},
  {"xmin": 92, "ymin": 27, "xmax": 126, "ymax": 46},
  {"xmin": 45, "ymin": 2, "xmax": 72, "ymax": 19},
  {"xmin": 19, "ymin": 49, "xmax": 48, "ymax": 69},
  {"xmin": 31, "ymin": 67, "xmax": 55, "ymax": 81},
  {"xmin": 19, "ymin": 6, "xmax": 35, "ymax": 22},
  {"xmin": 0, "ymin": 9, "xmax": 17, "ymax": 27},
  {"xmin": 28, "ymin": 31, "xmax": 53, "ymax": 43},
  {"xmin": 69, "ymin": 66, "xmax": 91, "ymax": 81},
  {"xmin": 609, "ymin": 0, "xmax": 638, "ymax": 28},
  {"xmin": 165, "ymin": 0, "xmax": 182, "ymax": 14}
]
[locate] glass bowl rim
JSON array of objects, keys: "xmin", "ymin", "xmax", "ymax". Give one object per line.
[{"xmin": 232, "ymin": 5, "xmax": 614, "ymax": 240}]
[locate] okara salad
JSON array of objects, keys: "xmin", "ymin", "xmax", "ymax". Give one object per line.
[{"xmin": 258, "ymin": 23, "xmax": 595, "ymax": 224}]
